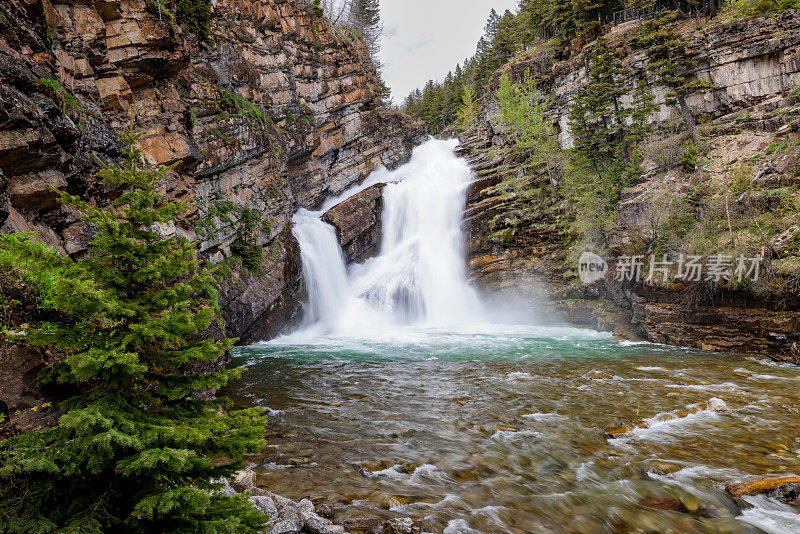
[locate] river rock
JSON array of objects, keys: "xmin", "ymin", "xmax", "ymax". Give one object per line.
[
  {"xmin": 250, "ymin": 495, "xmax": 278, "ymax": 517},
  {"xmin": 640, "ymin": 497, "xmax": 688, "ymax": 513},
  {"xmin": 382, "ymin": 517, "xmax": 422, "ymax": 534},
  {"xmin": 231, "ymin": 469, "xmax": 258, "ymax": 493},
  {"xmin": 305, "ymin": 514, "xmax": 345, "ymax": 534},
  {"xmin": 767, "ymin": 482, "xmax": 800, "ymax": 504},
  {"xmin": 707, "ymin": 398, "xmax": 728, "ymax": 412}
]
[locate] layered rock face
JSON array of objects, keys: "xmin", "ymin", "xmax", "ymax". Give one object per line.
[
  {"xmin": 321, "ymin": 182, "xmax": 384, "ymax": 263},
  {"xmin": 460, "ymin": 11, "xmax": 800, "ymax": 355},
  {"xmin": 0, "ymin": 0, "xmax": 426, "ymax": 342}
]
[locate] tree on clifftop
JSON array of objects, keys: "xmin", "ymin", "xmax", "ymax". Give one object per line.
[
  {"xmin": 635, "ymin": 10, "xmax": 714, "ymax": 139},
  {"xmin": 0, "ymin": 127, "xmax": 268, "ymax": 533}
]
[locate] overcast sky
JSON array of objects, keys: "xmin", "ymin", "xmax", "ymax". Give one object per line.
[{"xmin": 379, "ymin": 0, "xmax": 519, "ymax": 105}]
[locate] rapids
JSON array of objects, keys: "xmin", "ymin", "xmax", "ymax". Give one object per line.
[{"xmin": 229, "ymin": 139, "xmax": 800, "ymax": 533}]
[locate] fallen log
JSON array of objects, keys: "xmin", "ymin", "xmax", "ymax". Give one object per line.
[{"xmin": 725, "ymin": 476, "xmax": 800, "ymax": 497}]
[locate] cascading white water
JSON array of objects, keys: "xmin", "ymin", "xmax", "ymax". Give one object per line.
[{"xmin": 290, "ymin": 138, "xmax": 484, "ymax": 336}]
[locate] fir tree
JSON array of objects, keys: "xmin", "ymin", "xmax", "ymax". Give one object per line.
[
  {"xmin": 635, "ymin": 10, "xmax": 714, "ymax": 138},
  {"xmin": 0, "ymin": 127, "xmax": 268, "ymax": 533},
  {"xmin": 455, "ymin": 84, "xmax": 479, "ymax": 133},
  {"xmin": 570, "ymin": 37, "xmax": 630, "ymax": 163}
]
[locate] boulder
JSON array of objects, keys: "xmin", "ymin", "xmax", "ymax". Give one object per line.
[
  {"xmin": 249, "ymin": 495, "xmax": 278, "ymax": 517},
  {"xmin": 321, "ymin": 183, "xmax": 385, "ymax": 264},
  {"xmin": 707, "ymin": 397, "xmax": 728, "ymax": 412},
  {"xmin": 231, "ymin": 469, "xmax": 257, "ymax": 493}
]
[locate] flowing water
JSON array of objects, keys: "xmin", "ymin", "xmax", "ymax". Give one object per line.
[{"xmin": 228, "ymin": 139, "xmax": 800, "ymax": 533}]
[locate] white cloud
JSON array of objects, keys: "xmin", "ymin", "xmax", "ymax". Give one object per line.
[{"xmin": 378, "ymin": 0, "xmax": 519, "ymax": 104}]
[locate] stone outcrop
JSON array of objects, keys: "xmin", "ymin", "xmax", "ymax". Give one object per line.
[
  {"xmin": 0, "ymin": 344, "xmax": 60, "ymax": 435},
  {"xmin": 321, "ymin": 182, "xmax": 384, "ymax": 263},
  {"xmin": 460, "ymin": 10, "xmax": 800, "ymax": 356},
  {"xmin": 0, "ymin": 0, "xmax": 426, "ymax": 344}
]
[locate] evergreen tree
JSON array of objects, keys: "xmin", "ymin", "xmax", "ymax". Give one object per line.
[
  {"xmin": 635, "ymin": 10, "xmax": 714, "ymax": 138},
  {"xmin": 455, "ymin": 84, "xmax": 479, "ymax": 132},
  {"xmin": 0, "ymin": 127, "xmax": 268, "ymax": 533},
  {"xmin": 569, "ymin": 37, "xmax": 630, "ymax": 163}
]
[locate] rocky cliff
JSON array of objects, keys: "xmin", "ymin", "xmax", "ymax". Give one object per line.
[
  {"xmin": 459, "ymin": 10, "xmax": 800, "ymax": 356},
  {"xmin": 0, "ymin": 0, "xmax": 426, "ymax": 344}
]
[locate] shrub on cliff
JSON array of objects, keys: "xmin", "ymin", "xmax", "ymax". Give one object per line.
[
  {"xmin": 0, "ymin": 128, "xmax": 268, "ymax": 533},
  {"xmin": 724, "ymin": 0, "xmax": 800, "ymax": 16}
]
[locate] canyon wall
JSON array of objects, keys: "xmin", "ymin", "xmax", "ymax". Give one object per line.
[
  {"xmin": 0, "ymin": 0, "xmax": 426, "ymax": 344},
  {"xmin": 460, "ymin": 11, "xmax": 800, "ymax": 355}
]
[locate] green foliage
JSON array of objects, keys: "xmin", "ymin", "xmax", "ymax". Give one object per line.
[
  {"xmin": 653, "ymin": 194, "xmax": 697, "ymax": 254},
  {"xmin": 680, "ymin": 138, "xmax": 701, "ymax": 172},
  {"xmin": 0, "ymin": 127, "xmax": 268, "ymax": 533},
  {"xmin": 497, "ymin": 71, "xmax": 563, "ymax": 183},
  {"xmin": 724, "ymin": 0, "xmax": 800, "ymax": 16},
  {"xmin": 301, "ymin": 103, "xmax": 316, "ymax": 123},
  {"xmin": 218, "ymin": 89, "xmax": 267, "ymax": 129},
  {"xmin": 0, "ymin": 233, "xmax": 62, "ymax": 311},
  {"xmin": 37, "ymin": 78, "xmax": 85, "ymax": 122},
  {"xmin": 145, "ymin": 0, "xmax": 176, "ymax": 32},
  {"xmin": 311, "ymin": 0, "xmax": 324, "ymax": 18},
  {"xmin": 635, "ymin": 11, "xmax": 714, "ymax": 137},
  {"xmin": 195, "ymin": 198, "xmax": 267, "ymax": 274},
  {"xmin": 455, "ymin": 85, "xmax": 479, "ymax": 133},
  {"xmin": 177, "ymin": 0, "xmax": 214, "ymax": 42},
  {"xmin": 209, "ymin": 127, "xmax": 229, "ymax": 144},
  {"xmin": 568, "ymin": 38, "xmax": 633, "ymax": 165}
]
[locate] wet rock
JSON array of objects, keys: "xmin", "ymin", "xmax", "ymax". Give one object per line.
[
  {"xmin": 338, "ymin": 515, "xmax": 384, "ymax": 534},
  {"xmin": 589, "ymin": 371, "xmax": 614, "ymax": 380},
  {"xmin": 725, "ymin": 476, "xmax": 800, "ymax": 496},
  {"xmin": 382, "ymin": 517, "xmax": 421, "ymax": 534},
  {"xmin": 645, "ymin": 460, "xmax": 682, "ymax": 476},
  {"xmin": 386, "ymin": 496, "xmax": 411, "ymax": 508},
  {"xmin": 707, "ymin": 397, "xmax": 728, "ymax": 412},
  {"xmin": 767, "ymin": 482, "xmax": 800, "ymax": 504},
  {"xmin": 321, "ymin": 183, "xmax": 386, "ymax": 264}
]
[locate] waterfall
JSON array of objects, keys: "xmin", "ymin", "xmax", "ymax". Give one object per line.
[{"xmin": 290, "ymin": 138, "xmax": 483, "ymax": 336}]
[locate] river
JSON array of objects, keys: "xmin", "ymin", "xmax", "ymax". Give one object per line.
[{"xmin": 228, "ymin": 139, "xmax": 800, "ymax": 533}]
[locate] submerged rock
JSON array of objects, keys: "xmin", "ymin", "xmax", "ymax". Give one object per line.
[{"xmin": 640, "ymin": 497, "xmax": 689, "ymax": 513}]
